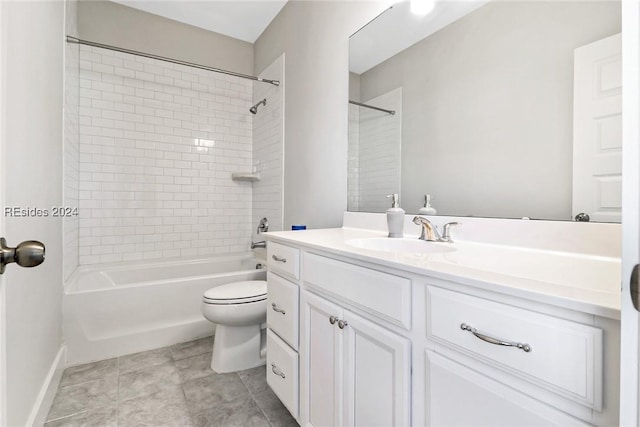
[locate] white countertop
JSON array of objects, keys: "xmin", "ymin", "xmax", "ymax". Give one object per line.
[{"xmin": 265, "ymin": 227, "xmax": 621, "ymax": 319}]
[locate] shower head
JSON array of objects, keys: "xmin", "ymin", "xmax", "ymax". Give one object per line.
[{"xmin": 249, "ymin": 98, "xmax": 267, "ymax": 115}]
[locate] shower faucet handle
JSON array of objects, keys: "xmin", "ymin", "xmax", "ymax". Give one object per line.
[{"xmin": 257, "ymin": 218, "xmax": 269, "ymax": 234}]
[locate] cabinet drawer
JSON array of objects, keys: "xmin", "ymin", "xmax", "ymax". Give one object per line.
[
  {"xmin": 266, "ymin": 329, "xmax": 299, "ymax": 419},
  {"xmin": 426, "ymin": 286, "xmax": 603, "ymax": 410},
  {"xmin": 425, "ymin": 350, "xmax": 592, "ymax": 426},
  {"xmin": 267, "ymin": 272, "xmax": 299, "ymax": 350},
  {"xmin": 268, "ymin": 242, "xmax": 300, "ymax": 280},
  {"xmin": 303, "ymin": 252, "xmax": 411, "ymax": 329}
]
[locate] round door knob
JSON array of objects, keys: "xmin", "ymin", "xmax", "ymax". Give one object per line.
[
  {"xmin": 574, "ymin": 213, "xmax": 590, "ymax": 222},
  {"xmin": 329, "ymin": 315, "xmax": 338, "ymax": 325},
  {"xmin": 0, "ymin": 238, "xmax": 46, "ymax": 274},
  {"xmin": 338, "ymin": 320, "xmax": 348, "ymax": 329},
  {"xmin": 15, "ymin": 241, "xmax": 46, "ymax": 267}
]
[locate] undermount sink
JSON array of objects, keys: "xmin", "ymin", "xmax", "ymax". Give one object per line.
[{"xmin": 346, "ymin": 237, "xmax": 456, "ymax": 254}]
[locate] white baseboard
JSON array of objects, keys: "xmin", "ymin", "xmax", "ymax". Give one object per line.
[{"xmin": 27, "ymin": 345, "xmax": 66, "ymax": 427}]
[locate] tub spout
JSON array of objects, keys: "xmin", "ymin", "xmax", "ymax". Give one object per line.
[{"xmin": 251, "ymin": 241, "xmax": 266, "ymax": 249}]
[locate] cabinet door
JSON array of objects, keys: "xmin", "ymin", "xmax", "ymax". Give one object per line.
[
  {"xmin": 300, "ymin": 291, "xmax": 344, "ymax": 427},
  {"xmin": 425, "ymin": 350, "xmax": 591, "ymax": 427},
  {"xmin": 343, "ymin": 310, "xmax": 411, "ymax": 427}
]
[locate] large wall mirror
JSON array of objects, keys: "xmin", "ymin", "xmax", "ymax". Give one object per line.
[{"xmin": 348, "ymin": 0, "xmax": 622, "ymax": 222}]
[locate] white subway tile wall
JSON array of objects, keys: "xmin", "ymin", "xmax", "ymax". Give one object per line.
[
  {"xmin": 76, "ymin": 45, "xmax": 255, "ymax": 264},
  {"xmin": 63, "ymin": 0, "xmax": 80, "ymax": 280},
  {"xmin": 351, "ymin": 88, "xmax": 402, "ymax": 212},
  {"xmin": 347, "ymin": 103, "xmax": 360, "ymax": 211},
  {"xmin": 253, "ymin": 55, "xmax": 284, "ymax": 234}
]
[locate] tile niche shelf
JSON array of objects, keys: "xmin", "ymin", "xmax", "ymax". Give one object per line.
[{"xmin": 231, "ymin": 172, "xmax": 261, "ymax": 182}]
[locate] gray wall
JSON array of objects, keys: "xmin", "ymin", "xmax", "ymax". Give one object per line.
[
  {"xmin": 3, "ymin": 1, "xmax": 64, "ymax": 424},
  {"xmin": 78, "ymin": 1, "xmax": 254, "ymax": 74},
  {"xmin": 255, "ymin": 1, "xmax": 384, "ymax": 229},
  {"xmin": 359, "ymin": 1, "xmax": 621, "ymax": 220}
]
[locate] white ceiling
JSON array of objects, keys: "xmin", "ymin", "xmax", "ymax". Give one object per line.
[
  {"xmin": 111, "ymin": 0, "xmax": 288, "ymax": 43},
  {"xmin": 112, "ymin": 0, "xmax": 487, "ymax": 65}
]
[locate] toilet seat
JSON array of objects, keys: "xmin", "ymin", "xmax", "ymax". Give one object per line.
[{"xmin": 203, "ymin": 280, "xmax": 267, "ymax": 305}]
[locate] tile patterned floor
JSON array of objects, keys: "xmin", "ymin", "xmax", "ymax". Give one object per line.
[{"xmin": 45, "ymin": 337, "xmax": 298, "ymax": 427}]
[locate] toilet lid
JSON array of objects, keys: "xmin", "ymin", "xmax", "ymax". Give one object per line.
[{"xmin": 203, "ymin": 280, "xmax": 267, "ymax": 304}]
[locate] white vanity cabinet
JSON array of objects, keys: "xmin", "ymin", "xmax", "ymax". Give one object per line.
[
  {"xmin": 422, "ymin": 284, "xmax": 616, "ymax": 426},
  {"xmin": 266, "ymin": 243, "xmax": 302, "ymax": 420},
  {"xmin": 300, "ymin": 290, "xmax": 411, "ymax": 427},
  {"xmin": 265, "ymin": 233, "xmax": 620, "ymax": 427},
  {"xmin": 425, "ymin": 350, "xmax": 592, "ymax": 426},
  {"xmin": 299, "ymin": 252, "xmax": 412, "ymax": 427}
]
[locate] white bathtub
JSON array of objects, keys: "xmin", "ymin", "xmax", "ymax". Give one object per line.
[{"xmin": 63, "ymin": 253, "xmax": 266, "ymax": 365}]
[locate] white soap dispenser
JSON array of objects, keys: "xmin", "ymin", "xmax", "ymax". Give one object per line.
[
  {"xmin": 386, "ymin": 194, "xmax": 405, "ymax": 238},
  {"xmin": 418, "ymin": 194, "xmax": 437, "ymax": 215}
]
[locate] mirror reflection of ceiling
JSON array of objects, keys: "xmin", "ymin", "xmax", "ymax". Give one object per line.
[
  {"xmin": 348, "ymin": 0, "xmax": 622, "ymax": 222},
  {"xmin": 350, "ymin": 1, "xmax": 487, "ymax": 74}
]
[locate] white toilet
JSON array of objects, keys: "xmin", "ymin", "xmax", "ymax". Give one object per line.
[{"xmin": 201, "ymin": 280, "xmax": 267, "ymax": 373}]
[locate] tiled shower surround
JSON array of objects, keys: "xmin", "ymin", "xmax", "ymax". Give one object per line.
[
  {"xmin": 252, "ymin": 56, "xmax": 284, "ymax": 234},
  {"xmin": 73, "ymin": 45, "xmax": 281, "ymax": 265},
  {"xmin": 348, "ymin": 88, "xmax": 402, "ymax": 212},
  {"xmin": 347, "ymin": 103, "xmax": 359, "ymax": 212},
  {"xmin": 63, "ymin": 0, "xmax": 79, "ymax": 279}
]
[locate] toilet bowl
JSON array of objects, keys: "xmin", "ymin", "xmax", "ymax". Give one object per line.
[{"xmin": 201, "ymin": 280, "xmax": 267, "ymax": 373}]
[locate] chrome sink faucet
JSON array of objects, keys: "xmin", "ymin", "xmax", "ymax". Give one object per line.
[{"xmin": 412, "ymin": 216, "xmax": 460, "ymax": 243}]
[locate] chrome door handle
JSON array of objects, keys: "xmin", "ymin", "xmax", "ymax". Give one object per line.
[
  {"xmin": 460, "ymin": 323, "xmax": 531, "ymax": 353},
  {"xmin": 271, "ymin": 363, "xmax": 285, "ymax": 379},
  {"xmin": 271, "ymin": 303, "xmax": 286, "ymax": 315},
  {"xmin": 338, "ymin": 319, "xmax": 348, "ymax": 329},
  {"xmin": 631, "ymin": 264, "xmax": 640, "ymax": 312},
  {"xmin": 0, "ymin": 237, "xmax": 45, "ymax": 274},
  {"xmin": 574, "ymin": 212, "xmax": 590, "ymax": 222},
  {"xmin": 271, "ymin": 255, "xmax": 287, "ymax": 263},
  {"xmin": 329, "ymin": 315, "xmax": 338, "ymax": 325}
]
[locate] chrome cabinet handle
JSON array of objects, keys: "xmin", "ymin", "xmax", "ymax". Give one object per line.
[
  {"xmin": 271, "ymin": 363, "xmax": 285, "ymax": 379},
  {"xmin": 338, "ymin": 319, "xmax": 348, "ymax": 329},
  {"xmin": 460, "ymin": 323, "xmax": 531, "ymax": 353},
  {"xmin": 271, "ymin": 255, "xmax": 287, "ymax": 263},
  {"xmin": 271, "ymin": 303, "xmax": 286, "ymax": 315},
  {"xmin": 329, "ymin": 315, "xmax": 338, "ymax": 325}
]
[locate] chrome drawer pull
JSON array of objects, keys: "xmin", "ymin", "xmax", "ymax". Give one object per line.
[
  {"xmin": 460, "ymin": 323, "xmax": 532, "ymax": 353},
  {"xmin": 272, "ymin": 255, "xmax": 287, "ymax": 263},
  {"xmin": 271, "ymin": 363, "xmax": 286, "ymax": 379},
  {"xmin": 338, "ymin": 319, "xmax": 348, "ymax": 329},
  {"xmin": 329, "ymin": 315, "xmax": 338, "ymax": 325},
  {"xmin": 271, "ymin": 303, "xmax": 286, "ymax": 315}
]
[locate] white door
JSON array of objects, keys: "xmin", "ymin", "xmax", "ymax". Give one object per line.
[
  {"xmin": 342, "ymin": 310, "xmax": 410, "ymax": 427},
  {"xmin": 1, "ymin": 2, "xmax": 64, "ymax": 425},
  {"xmin": 300, "ymin": 291, "xmax": 344, "ymax": 427},
  {"xmin": 620, "ymin": 2, "xmax": 640, "ymax": 425},
  {"xmin": 0, "ymin": 1, "xmax": 6, "ymax": 423},
  {"xmin": 573, "ymin": 33, "xmax": 622, "ymax": 223}
]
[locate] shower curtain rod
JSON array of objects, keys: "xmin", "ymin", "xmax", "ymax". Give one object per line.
[
  {"xmin": 66, "ymin": 36, "xmax": 280, "ymax": 86},
  {"xmin": 349, "ymin": 100, "xmax": 396, "ymax": 115}
]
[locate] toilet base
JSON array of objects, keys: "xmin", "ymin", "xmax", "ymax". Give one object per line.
[{"xmin": 211, "ymin": 324, "xmax": 265, "ymax": 373}]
